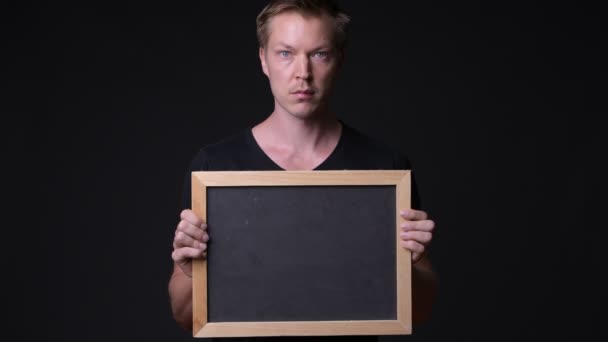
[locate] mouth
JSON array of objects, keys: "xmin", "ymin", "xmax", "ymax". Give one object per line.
[
  {"xmin": 292, "ymin": 89, "xmax": 315, "ymax": 95},
  {"xmin": 291, "ymin": 89, "xmax": 315, "ymax": 100}
]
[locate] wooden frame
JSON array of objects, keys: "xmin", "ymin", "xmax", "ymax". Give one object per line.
[{"xmin": 191, "ymin": 170, "xmax": 412, "ymax": 338}]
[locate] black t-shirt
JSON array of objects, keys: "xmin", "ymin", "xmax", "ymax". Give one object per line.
[
  {"xmin": 178, "ymin": 120, "xmax": 421, "ymax": 342},
  {"xmin": 181, "ymin": 120, "xmax": 421, "ymax": 210}
]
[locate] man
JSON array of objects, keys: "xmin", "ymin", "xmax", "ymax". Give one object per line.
[{"xmin": 169, "ymin": 0, "xmax": 437, "ymax": 338}]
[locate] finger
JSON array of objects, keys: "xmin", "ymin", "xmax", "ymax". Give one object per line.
[
  {"xmin": 180, "ymin": 209, "xmax": 207, "ymax": 229},
  {"xmin": 400, "ymin": 240, "xmax": 425, "ymax": 255},
  {"xmin": 400, "ymin": 231, "xmax": 432, "ymax": 245},
  {"xmin": 176, "ymin": 220, "xmax": 208, "ymax": 242},
  {"xmin": 412, "ymin": 252, "xmax": 423, "ymax": 263},
  {"xmin": 173, "ymin": 231, "xmax": 207, "ymax": 249},
  {"xmin": 401, "ymin": 219, "xmax": 435, "ymax": 232},
  {"xmin": 171, "ymin": 246, "xmax": 207, "ymax": 263},
  {"xmin": 400, "ymin": 209, "xmax": 428, "ymax": 221}
]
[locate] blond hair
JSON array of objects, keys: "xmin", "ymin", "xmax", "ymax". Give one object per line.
[{"xmin": 256, "ymin": 0, "xmax": 351, "ymax": 54}]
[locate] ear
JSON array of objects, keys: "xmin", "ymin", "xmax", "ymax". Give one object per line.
[{"xmin": 259, "ymin": 47, "xmax": 269, "ymax": 77}]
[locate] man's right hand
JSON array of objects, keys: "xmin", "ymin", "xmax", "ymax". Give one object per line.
[{"xmin": 172, "ymin": 209, "xmax": 209, "ymax": 277}]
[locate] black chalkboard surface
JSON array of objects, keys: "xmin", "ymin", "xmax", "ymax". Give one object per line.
[{"xmin": 191, "ymin": 171, "xmax": 411, "ymax": 338}]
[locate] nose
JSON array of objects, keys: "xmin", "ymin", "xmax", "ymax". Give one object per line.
[{"xmin": 295, "ymin": 55, "xmax": 312, "ymax": 81}]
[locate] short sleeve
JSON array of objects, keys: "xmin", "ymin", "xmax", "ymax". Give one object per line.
[
  {"xmin": 180, "ymin": 148, "xmax": 210, "ymax": 210},
  {"xmin": 393, "ymin": 152, "xmax": 423, "ymax": 211}
]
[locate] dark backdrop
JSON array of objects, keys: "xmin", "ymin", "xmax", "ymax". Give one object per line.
[{"xmin": 8, "ymin": 1, "xmax": 605, "ymax": 341}]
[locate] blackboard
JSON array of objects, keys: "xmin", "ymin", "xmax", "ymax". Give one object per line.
[{"xmin": 191, "ymin": 170, "xmax": 412, "ymax": 338}]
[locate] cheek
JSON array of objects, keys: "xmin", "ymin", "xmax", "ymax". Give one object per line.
[
  {"xmin": 267, "ymin": 70, "xmax": 290, "ymax": 97},
  {"xmin": 314, "ymin": 61, "xmax": 336, "ymax": 76},
  {"xmin": 268, "ymin": 65, "xmax": 291, "ymax": 82},
  {"xmin": 315, "ymin": 68, "xmax": 336, "ymax": 87}
]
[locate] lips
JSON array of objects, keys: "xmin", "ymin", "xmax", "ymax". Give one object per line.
[
  {"xmin": 292, "ymin": 89, "xmax": 315, "ymax": 95},
  {"xmin": 292, "ymin": 90, "xmax": 314, "ymax": 100},
  {"xmin": 290, "ymin": 87, "xmax": 316, "ymax": 102}
]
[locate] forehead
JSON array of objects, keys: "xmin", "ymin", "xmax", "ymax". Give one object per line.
[{"xmin": 267, "ymin": 11, "xmax": 334, "ymax": 48}]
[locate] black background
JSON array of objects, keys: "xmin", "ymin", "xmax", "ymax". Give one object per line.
[{"xmin": 8, "ymin": 0, "xmax": 605, "ymax": 341}]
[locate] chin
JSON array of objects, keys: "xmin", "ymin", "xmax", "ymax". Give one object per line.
[
  {"xmin": 288, "ymin": 109, "xmax": 320, "ymax": 120},
  {"xmin": 288, "ymin": 102, "xmax": 324, "ymax": 119}
]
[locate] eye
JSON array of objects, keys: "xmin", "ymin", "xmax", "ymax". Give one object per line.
[
  {"xmin": 279, "ymin": 51, "xmax": 291, "ymax": 58},
  {"xmin": 313, "ymin": 51, "xmax": 329, "ymax": 59}
]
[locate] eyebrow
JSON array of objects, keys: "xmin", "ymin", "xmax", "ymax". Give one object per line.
[
  {"xmin": 276, "ymin": 42, "xmax": 295, "ymax": 50},
  {"xmin": 275, "ymin": 42, "xmax": 331, "ymax": 51}
]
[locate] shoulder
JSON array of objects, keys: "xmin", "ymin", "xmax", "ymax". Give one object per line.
[
  {"xmin": 203, "ymin": 129, "xmax": 251, "ymax": 157},
  {"xmin": 187, "ymin": 128, "xmax": 252, "ymax": 171},
  {"xmin": 340, "ymin": 121, "xmax": 412, "ymax": 170}
]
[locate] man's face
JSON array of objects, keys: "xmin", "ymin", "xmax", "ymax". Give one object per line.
[{"xmin": 260, "ymin": 12, "xmax": 340, "ymax": 120}]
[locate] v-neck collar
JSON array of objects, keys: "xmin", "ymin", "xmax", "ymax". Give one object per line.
[{"xmin": 247, "ymin": 120, "xmax": 346, "ymax": 171}]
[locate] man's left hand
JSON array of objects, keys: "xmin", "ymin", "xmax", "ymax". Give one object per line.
[{"xmin": 400, "ymin": 209, "xmax": 435, "ymax": 263}]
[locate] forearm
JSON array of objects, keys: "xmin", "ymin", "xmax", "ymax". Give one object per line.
[
  {"xmin": 411, "ymin": 256, "xmax": 438, "ymax": 325},
  {"xmin": 168, "ymin": 265, "xmax": 194, "ymax": 331}
]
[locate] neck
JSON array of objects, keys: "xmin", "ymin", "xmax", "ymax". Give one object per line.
[{"xmin": 254, "ymin": 110, "xmax": 341, "ymax": 155}]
